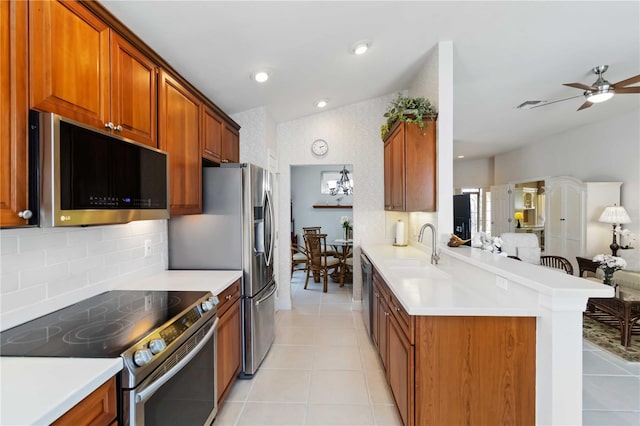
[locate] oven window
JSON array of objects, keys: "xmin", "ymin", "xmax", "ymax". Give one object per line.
[{"xmin": 143, "ymin": 335, "xmax": 215, "ymax": 425}]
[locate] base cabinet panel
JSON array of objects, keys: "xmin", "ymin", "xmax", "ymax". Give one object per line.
[
  {"xmin": 414, "ymin": 316, "xmax": 536, "ymax": 426},
  {"xmin": 388, "ymin": 312, "xmax": 414, "ymax": 426},
  {"xmin": 216, "ymin": 280, "xmax": 242, "ymax": 405},
  {"xmin": 52, "ymin": 377, "xmax": 117, "ymax": 426}
]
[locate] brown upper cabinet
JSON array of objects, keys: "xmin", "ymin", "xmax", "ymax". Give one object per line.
[
  {"xmin": 29, "ymin": 0, "xmax": 158, "ymax": 147},
  {"xmin": 158, "ymin": 70, "xmax": 202, "ymax": 215},
  {"xmin": 1, "ymin": 0, "xmax": 30, "ymax": 227},
  {"xmin": 383, "ymin": 120, "xmax": 437, "ymax": 212},
  {"xmin": 201, "ymin": 106, "xmax": 223, "ymax": 163},
  {"xmin": 222, "ymin": 124, "xmax": 240, "ymax": 164}
]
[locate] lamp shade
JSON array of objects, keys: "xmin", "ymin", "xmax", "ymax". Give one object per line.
[
  {"xmin": 598, "ymin": 205, "xmax": 631, "ymax": 224},
  {"xmin": 514, "ymin": 212, "xmax": 524, "ymax": 220}
]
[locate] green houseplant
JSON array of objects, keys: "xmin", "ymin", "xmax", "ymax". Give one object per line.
[{"xmin": 381, "ymin": 93, "xmax": 437, "ymax": 140}]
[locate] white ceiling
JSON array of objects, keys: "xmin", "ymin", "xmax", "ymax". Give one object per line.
[{"xmin": 101, "ymin": 1, "xmax": 640, "ymax": 159}]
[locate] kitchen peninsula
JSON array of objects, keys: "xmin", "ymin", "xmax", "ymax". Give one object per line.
[{"xmin": 361, "ymin": 244, "xmax": 612, "ymax": 426}]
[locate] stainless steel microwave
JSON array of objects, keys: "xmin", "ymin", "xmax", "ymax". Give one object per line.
[{"xmin": 37, "ymin": 112, "xmax": 169, "ymax": 227}]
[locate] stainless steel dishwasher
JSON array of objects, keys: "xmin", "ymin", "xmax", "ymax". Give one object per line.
[{"xmin": 360, "ymin": 253, "xmax": 373, "ymax": 338}]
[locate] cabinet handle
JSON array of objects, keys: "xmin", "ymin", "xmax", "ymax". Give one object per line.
[
  {"xmin": 222, "ymin": 159, "xmax": 229, "ymax": 163},
  {"xmin": 225, "ymin": 294, "xmax": 232, "ymax": 300},
  {"xmin": 105, "ymin": 122, "xmax": 115, "ymax": 130},
  {"xmin": 385, "ymin": 312, "xmax": 389, "ymax": 317},
  {"xmin": 395, "ymin": 306, "xmax": 400, "ymax": 312},
  {"xmin": 114, "ymin": 124, "xmax": 123, "ymax": 132},
  {"xmin": 18, "ymin": 210, "xmax": 33, "ymax": 219},
  {"xmin": 560, "ymin": 218, "xmax": 566, "ymax": 221}
]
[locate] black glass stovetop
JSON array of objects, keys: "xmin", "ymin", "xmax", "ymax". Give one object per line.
[{"xmin": 0, "ymin": 290, "xmax": 209, "ymax": 358}]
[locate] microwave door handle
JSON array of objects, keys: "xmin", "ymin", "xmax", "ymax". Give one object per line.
[{"xmin": 134, "ymin": 317, "xmax": 219, "ymax": 404}]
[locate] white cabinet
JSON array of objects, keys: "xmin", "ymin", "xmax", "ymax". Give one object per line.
[{"xmin": 545, "ymin": 176, "xmax": 621, "ymax": 273}]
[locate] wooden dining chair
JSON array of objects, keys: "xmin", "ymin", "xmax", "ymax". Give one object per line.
[
  {"xmin": 303, "ymin": 233, "xmax": 340, "ymax": 292},
  {"xmin": 576, "ymin": 256, "xmax": 599, "ymax": 278},
  {"xmin": 290, "ymin": 243, "xmax": 308, "ymax": 276},
  {"xmin": 540, "ymin": 255, "xmax": 574, "ymax": 275},
  {"xmin": 302, "ymin": 226, "xmax": 322, "ymax": 234}
]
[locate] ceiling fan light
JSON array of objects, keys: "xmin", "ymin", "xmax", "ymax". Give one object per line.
[{"xmin": 586, "ymin": 88, "xmax": 614, "ymax": 103}]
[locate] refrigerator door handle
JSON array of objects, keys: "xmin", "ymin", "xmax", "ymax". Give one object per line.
[
  {"xmin": 264, "ymin": 190, "xmax": 275, "ymax": 266},
  {"xmin": 255, "ymin": 282, "xmax": 277, "ymax": 305}
]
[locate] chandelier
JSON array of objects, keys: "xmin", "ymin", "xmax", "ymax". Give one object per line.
[{"xmin": 330, "ymin": 166, "xmax": 353, "ymax": 196}]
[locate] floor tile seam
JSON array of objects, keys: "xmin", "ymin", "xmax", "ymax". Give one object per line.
[
  {"xmin": 359, "ymin": 337, "xmax": 381, "ymax": 424},
  {"xmin": 582, "ymin": 408, "xmax": 640, "ymax": 412},
  {"xmin": 228, "ymin": 400, "xmax": 247, "ymax": 426}
]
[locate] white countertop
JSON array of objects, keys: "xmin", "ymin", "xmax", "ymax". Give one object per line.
[
  {"xmin": 0, "ymin": 357, "xmax": 123, "ymax": 425},
  {"xmin": 1, "ymin": 269, "xmax": 242, "ymax": 426},
  {"xmin": 362, "ymin": 244, "xmax": 613, "ymax": 316}
]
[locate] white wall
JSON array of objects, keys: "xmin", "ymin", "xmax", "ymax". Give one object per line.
[
  {"xmin": 406, "ymin": 41, "xmax": 455, "ymax": 248},
  {"xmin": 291, "ymin": 165, "xmax": 353, "ymax": 243},
  {"xmin": 276, "ymin": 94, "xmax": 395, "ymax": 309},
  {"xmin": 0, "ymin": 220, "xmax": 168, "ymax": 330},
  {"xmin": 232, "ymin": 106, "xmax": 277, "ymax": 170},
  {"xmin": 494, "ymin": 109, "xmax": 640, "ymax": 242},
  {"xmin": 454, "ymin": 157, "xmax": 494, "ymax": 189}
]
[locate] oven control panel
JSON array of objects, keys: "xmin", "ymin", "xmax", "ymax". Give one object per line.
[{"xmin": 124, "ymin": 292, "xmax": 217, "ymax": 372}]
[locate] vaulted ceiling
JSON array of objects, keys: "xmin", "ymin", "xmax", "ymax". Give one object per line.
[{"xmin": 102, "ymin": 1, "xmax": 640, "ymax": 159}]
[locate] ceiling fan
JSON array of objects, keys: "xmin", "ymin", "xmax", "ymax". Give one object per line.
[{"xmin": 523, "ymin": 65, "xmax": 640, "ymax": 111}]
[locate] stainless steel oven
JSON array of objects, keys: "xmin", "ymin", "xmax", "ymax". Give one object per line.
[
  {"xmin": 124, "ymin": 316, "xmax": 219, "ymax": 426},
  {"xmin": 0, "ymin": 290, "xmax": 219, "ymax": 426}
]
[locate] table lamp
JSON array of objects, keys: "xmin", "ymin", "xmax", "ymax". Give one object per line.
[
  {"xmin": 598, "ymin": 204, "xmax": 631, "ymax": 256},
  {"xmin": 514, "ymin": 212, "xmax": 524, "ymax": 229}
]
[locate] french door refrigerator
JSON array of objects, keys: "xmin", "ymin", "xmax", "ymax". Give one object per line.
[{"xmin": 168, "ymin": 163, "xmax": 276, "ymax": 377}]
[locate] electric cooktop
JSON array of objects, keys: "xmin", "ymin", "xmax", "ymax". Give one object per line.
[{"xmin": 0, "ymin": 290, "xmax": 211, "ymax": 358}]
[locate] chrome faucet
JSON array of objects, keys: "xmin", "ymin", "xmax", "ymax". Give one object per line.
[{"xmin": 418, "ymin": 223, "xmax": 440, "ymax": 265}]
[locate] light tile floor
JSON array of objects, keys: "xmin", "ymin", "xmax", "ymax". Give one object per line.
[{"xmin": 216, "ymin": 271, "xmax": 640, "ymax": 425}]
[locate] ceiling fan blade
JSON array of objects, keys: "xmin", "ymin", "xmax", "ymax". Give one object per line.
[
  {"xmin": 563, "ymin": 82, "xmax": 596, "ymax": 91},
  {"xmin": 614, "ymin": 87, "xmax": 640, "ymax": 94},
  {"xmin": 529, "ymin": 95, "xmax": 584, "ymax": 109},
  {"xmin": 577, "ymin": 101, "xmax": 593, "ymax": 111},
  {"xmin": 612, "ymin": 74, "xmax": 640, "ymax": 88}
]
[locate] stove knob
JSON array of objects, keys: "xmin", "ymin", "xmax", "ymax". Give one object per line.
[
  {"xmin": 133, "ymin": 348, "xmax": 153, "ymax": 366},
  {"xmin": 148, "ymin": 338, "xmax": 166, "ymax": 355},
  {"xmin": 210, "ymin": 296, "xmax": 219, "ymax": 306},
  {"xmin": 201, "ymin": 300, "xmax": 213, "ymax": 312}
]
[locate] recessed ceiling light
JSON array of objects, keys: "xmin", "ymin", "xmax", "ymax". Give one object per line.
[
  {"xmin": 316, "ymin": 99, "xmax": 328, "ymax": 108},
  {"xmin": 252, "ymin": 71, "xmax": 269, "ymax": 83},
  {"xmin": 351, "ymin": 40, "xmax": 370, "ymax": 55},
  {"xmin": 457, "ymin": 155, "xmax": 465, "ymax": 159}
]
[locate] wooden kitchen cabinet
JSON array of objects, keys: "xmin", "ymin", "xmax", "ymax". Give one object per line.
[
  {"xmin": 158, "ymin": 69, "xmax": 202, "ymax": 215},
  {"xmin": 371, "ymin": 265, "xmax": 536, "ymax": 426},
  {"xmin": 52, "ymin": 376, "xmax": 117, "ymax": 426},
  {"xmin": 1, "ymin": 0, "xmax": 30, "ymax": 227},
  {"xmin": 201, "ymin": 106, "xmax": 223, "ymax": 163},
  {"xmin": 383, "ymin": 120, "xmax": 436, "ymax": 212},
  {"xmin": 222, "ymin": 124, "xmax": 240, "ymax": 163},
  {"xmin": 30, "ymin": 0, "xmax": 158, "ymax": 147},
  {"xmin": 216, "ymin": 280, "xmax": 242, "ymax": 405}
]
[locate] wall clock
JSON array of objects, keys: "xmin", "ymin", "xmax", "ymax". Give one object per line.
[{"xmin": 311, "ymin": 139, "xmax": 329, "ymax": 157}]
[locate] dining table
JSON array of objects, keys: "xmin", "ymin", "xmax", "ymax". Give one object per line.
[{"xmin": 331, "ymin": 238, "xmax": 353, "ymax": 283}]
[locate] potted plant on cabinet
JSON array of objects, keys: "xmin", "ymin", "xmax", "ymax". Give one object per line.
[{"xmin": 380, "ymin": 93, "xmax": 437, "ymax": 140}]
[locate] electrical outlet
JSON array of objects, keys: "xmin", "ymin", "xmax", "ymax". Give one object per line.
[
  {"xmin": 144, "ymin": 239, "xmax": 152, "ymax": 257},
  {"xmin": 495, "ymin": 275, "xmax": 508, "ymax": 290}
]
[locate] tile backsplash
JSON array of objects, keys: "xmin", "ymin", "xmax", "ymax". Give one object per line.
[{"xmin": 0, "ymin": 220, "xmax": 168, "ymax": 330}]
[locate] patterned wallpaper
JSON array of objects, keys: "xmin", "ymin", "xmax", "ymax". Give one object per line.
[{"xmin": 276, "ymin": 93, "xmax": 397, "ymax": 307}]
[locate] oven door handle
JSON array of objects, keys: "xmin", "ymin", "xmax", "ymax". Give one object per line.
[{"xmin": 134, "ymin": 317, "xmax": 219, "ymax": 404}]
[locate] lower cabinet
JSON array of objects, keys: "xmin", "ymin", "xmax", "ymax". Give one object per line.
[
  {"xmin": 216, "ymin": 280, "xmax": 242, "ymax": 405},
  {"xmin": 52, "ymin": 377, "xmax": 117, "ymax": 426},
  {"xmin": 372, "ymin": 266, "xmax": 536, "ymax": 426}
]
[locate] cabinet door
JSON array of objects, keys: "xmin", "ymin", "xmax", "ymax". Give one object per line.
[
  {"xmin": 52, "ymin": 377, "xmax": 117, "ymax": 426},
  {"xmin": 1, "ymin": 0, "xmax": 29, "ymax": 227},
  {"xmin": 222, "ymin": 124, "xmax": 240, "ymax": 163},
  {"xmin": 110, "ymin": 33, "xmax": 157, "ymax": 147},
  {"xmin": 217, "ymin": 298, "xmax": 241, "ymax": 405},
  {"xmin": 389, "ymin": 125, "xmax": 405, "ymax": 211},
  {"xmin": 388, "ymin": 313, "xmax": 414, "ymax": 426},
  {"xmin": 30, "ymin": 0, "xmax": 110, "ymax": 128},
  {"xmin": 384, "ymin": 140, "xmax": 393, "ymax": 209},
  {"xmin": 405, "ymin": 121, "xmax": 436, "ymax": 212},
  {"xmin": 378, "ymin": 292, "xmax": 389, "ymax": 370},
  {"xmin": 158, "ymin": 70, "xmax": 202, "ymax": 215},
  {"xmin": 201, "ymin": 106, "xmax": 223, "ymax": 163}
]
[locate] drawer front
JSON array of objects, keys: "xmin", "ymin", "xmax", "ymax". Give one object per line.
[
  {"xmin": 390, "ymin": 293, "xmax": 414, "ymax": 344},
  {"xmin": 217, "ymin": 279, "xmax": 241, "ymax": 317}
]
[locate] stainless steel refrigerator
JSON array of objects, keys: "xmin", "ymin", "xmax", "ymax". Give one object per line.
[{"xmin": 168, "ymin": 163, "xmax": 276, "ymax": 377}]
